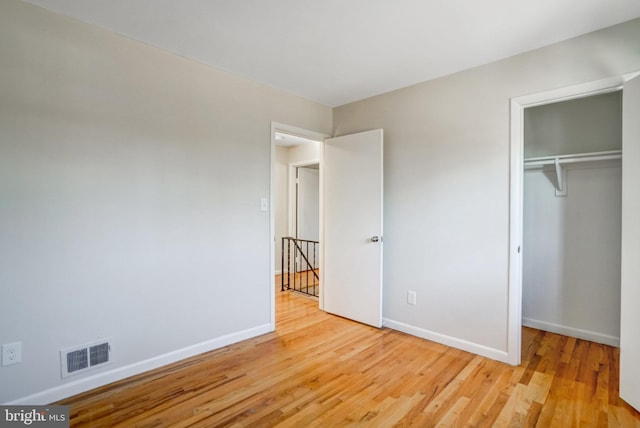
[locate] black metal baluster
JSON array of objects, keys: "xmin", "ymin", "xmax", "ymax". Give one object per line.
[
  {"xmin": 287, "ymin": 238, "xmax": 291, "ymax": 291},
  {"xmin": 280, "ymin": 238, "xmax": 320, "ymax": 297},
  {"xmin": 294, "ymin": 240, "xmax": 298, "ymax": 292}
]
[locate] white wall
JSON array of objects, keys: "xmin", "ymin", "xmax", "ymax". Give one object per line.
[
  {"xmin": 274, "ymin": 146, "xmax": 289, "ymax": 273},
  {"xmin": 333, "ymin": 18, "xmax": 640, "ymax": 360},
  {"xmin": 289, "ymin": 142, "xmax": 321, "ymax": 165},
  {"xmin": 0, "ymin": 0, "xmax": 331, "ymax": 403}
]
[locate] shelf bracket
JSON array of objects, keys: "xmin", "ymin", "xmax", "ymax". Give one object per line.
[{"xmin": 554, "ymin": 157, "xmax": 567, "ymax": 197}]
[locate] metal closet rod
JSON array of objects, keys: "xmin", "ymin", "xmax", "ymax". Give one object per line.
[{"xmin": 523, "ymin": 149, "xmax": 622, "ymax": 167}]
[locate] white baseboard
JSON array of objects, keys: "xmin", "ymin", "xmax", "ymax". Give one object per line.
[
  {"xmin": 522, "ymin": 318, "xmax": 619, "ymax": 347},
  {"xmin": 382, "ymin": 318, "xmax": 509, "ymax": 363},
  {"xmin": 7, "ymin": 323, "xmax": 273, "ymax": 405}
]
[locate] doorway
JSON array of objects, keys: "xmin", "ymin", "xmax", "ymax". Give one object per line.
[
  {"xmin": 508, "ymin": 71, "xmax": 640, "ymax": 373},
  {"xmin": 270, "ymin": 124, "xmax": 385, "ymax": 329},
  {"xmin": 521, "ymin": 91, "xmax": 622, "ymax": 347},
  {"xmin": 270, "ymin": 123, "xmax": 326, "ymax": 325}
]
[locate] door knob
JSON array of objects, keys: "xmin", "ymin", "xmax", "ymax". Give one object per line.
[{"xmin": 370, "ymin": 236, "xmax": 380, "ymax": 243}]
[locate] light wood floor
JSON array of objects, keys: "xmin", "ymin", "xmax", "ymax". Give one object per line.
[{"xmin": 58, "ymin": 283, "xmax": 640, "ymax": 427}]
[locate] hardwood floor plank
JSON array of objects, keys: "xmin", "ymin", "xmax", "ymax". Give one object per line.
[
  {"xmin": 454, "ymin": 359, "xmax": 503, "ymax": 425},
  {"xmin": 56, "ymin": 280, "xmax": 640, "ymax": 427},
  {"xmin": 524, "ymin": 400, "xmax": 543, "ymax": 427},
  {"xmin": 433, "ymin": 395, "xmax": 470, "ymax": 427},
  {"xmin": 493, "ymin": 382, "xmax": 527, "ymax": 426},
  {"xmin": 533, "ymin": 390, "xmax": 557, "ymax": 428},
  {"xmin": 465, "ymin": 365, "xmax": 516, "ymax": 426}
]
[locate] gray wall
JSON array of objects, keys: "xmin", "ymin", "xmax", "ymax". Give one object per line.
[
  {"xmin": 523, "ymin": 163, "xmax": 621, "ymax": 343},
  {"xmin": 333, "ymin": 18, "xmax": 640, "ymax": 358},
  {"xmin": 0, "ymin": 0, "xmax": 330, "ymax": 403},
  {"xmin": 524, "ymin": 91, "xmax": 622, "ymax": 157},
  {"xmin": 274, "ymin": 146, "xmax": 289, "ymax": 272}
]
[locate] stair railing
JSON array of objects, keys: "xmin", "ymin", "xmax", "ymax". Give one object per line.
[{"xmin": 281, "ymin": 237, "xmax": 319, "ymax": 297}]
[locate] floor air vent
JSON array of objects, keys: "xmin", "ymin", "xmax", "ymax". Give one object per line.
[{"xmin": 61, "ymin": 339, "xmax": 112, "ymax": 378}]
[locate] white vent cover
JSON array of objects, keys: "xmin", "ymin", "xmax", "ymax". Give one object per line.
[{"xmin": 60, "ymin": 338, "xmax": 112, "ymax": 378}]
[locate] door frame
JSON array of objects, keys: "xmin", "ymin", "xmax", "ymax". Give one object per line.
[
  {"xmin": 507, "ymin": 71, "xmax": 640, "ymax": 365},
  {"xmin": 270, "ymin": 122, "xmax": 329, "ymax": 327}
]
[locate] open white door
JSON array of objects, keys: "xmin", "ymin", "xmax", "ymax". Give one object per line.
[
  {"xmin": 322, "ymin": 129, "xmax": 383, "ymax": 327},
  {"xmin": 620, "ymin": 74, "xmax": 640, "ymax": 412},
  {"xmin": 297, "ymin": 166, "xmax": 320, "ymax": 242}
]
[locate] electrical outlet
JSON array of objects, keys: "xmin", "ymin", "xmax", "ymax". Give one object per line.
[
  {"xmin": 407, "ymin": 290, "xmax": 417, "ymax": 306},
  {"xmin": 2, "ymin": 342, "xmax": 22, "ymax": 366}
]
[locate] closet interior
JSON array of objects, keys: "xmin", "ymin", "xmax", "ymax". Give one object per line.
[{"xmin": 522, "ymin": 90, "xmax": 622, "ymax": 347}]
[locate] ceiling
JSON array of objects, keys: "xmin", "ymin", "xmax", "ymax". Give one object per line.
[{"xmin": 22, "ymin": 0, "xmax": 640, "ymax": 107}]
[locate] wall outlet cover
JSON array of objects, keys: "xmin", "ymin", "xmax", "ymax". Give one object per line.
[
  {"xmin": 2, "ymin": 342, "xmax": 22, "ymax": 366},
  {"xmin": 408, "ymin": 291, "xmax": 417, "ymax": 306}
]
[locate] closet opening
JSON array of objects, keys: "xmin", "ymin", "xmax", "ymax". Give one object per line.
[{"xmin": 521, "ymin": 90, "xmax": 622, "ymax": 347}]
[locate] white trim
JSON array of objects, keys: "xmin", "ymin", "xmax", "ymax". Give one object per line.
[
  {"xmin": 318, "ymin": 142, "xmax": 325, "ymax": 311},
  {"xmin": 508, "ymin": 97, "xmax": 524, "ymax": 365},
  {"xmin": 271, "ymin": 122, "xmax": 328, "ymax": 143},
  {"xmin": 270, "ymin": 122, "xmax": 277, "ymax": 328},
  {"xmin": 383, "ymin": 318, "xmax": 509, "ymax": 363},
  {"xmin": 5, "ymin": 324, "xmax": 272, "ymax": 405},
  {"xmin": 523, "ymin": 318, "xmax": 620, "ymax": 347},
  {"xmin": 508, "ymin": 71, "xmax": 640, "ymax": 366}
]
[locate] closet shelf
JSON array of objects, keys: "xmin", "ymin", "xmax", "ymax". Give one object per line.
[{"xmin": 523, "ymin": 150, "xmax": 621, "ymax": 196}]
